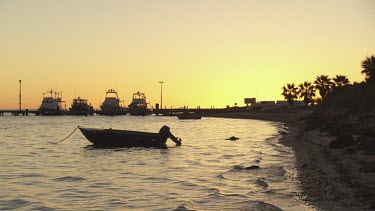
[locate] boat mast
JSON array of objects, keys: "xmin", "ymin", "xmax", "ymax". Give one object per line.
[{"xmin": 19, "ymin": 80, "xmax": 22, "ymax": 111}]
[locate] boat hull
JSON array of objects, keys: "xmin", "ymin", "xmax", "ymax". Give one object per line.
[
  {"xmin": 79, "ymin": 127, "xmax": 167, "ymax": 147},
  {"xmin": 99, "ymin": 106, "xmax": 127, "ymax": 116},
  {"xmin": 177, "ymin": 114, "xmax": 202, "ymax": 119},
  {"xmin": 36, "ymin": 108, "xmax": 66, "ymax": 116},
  {"xmin": 69, "ymin": 102, "xmax": 94, "ymax": 116},
  {"xmin": 129, "ymin": 106, "xmax": 149, "ymax": 116},
  {"xmin": 68, "ymin": 111, "xmax": 94, "ymax": 116}
]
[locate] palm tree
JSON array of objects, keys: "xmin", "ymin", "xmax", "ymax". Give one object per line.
[
  {"xmin": 361, "ymin": 55, "xmax": 375, "ymax": 85},
  {"xmin": 281, "ymin": 83, "xmax": 298, "ymax": 106},
  {"xmin": 314, "ymin": 75, "xmax": 334, "ymax": 101},
  {"xmin": 298, "ymin": 81, "xmax": 316, "ymax": 106},
  {"xmin": 333, "ymin": 75, "xmax": 350, "ymax": 87}
]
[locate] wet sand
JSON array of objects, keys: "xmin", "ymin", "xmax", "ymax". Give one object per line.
[{"xmin": 206, "ymin": 110, "xmax": 375, "ymax": 210}]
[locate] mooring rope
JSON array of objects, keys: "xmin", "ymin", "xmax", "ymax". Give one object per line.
[{"xmin": 52, "ymin": 126, "xmax": 79, "ymax": 144}]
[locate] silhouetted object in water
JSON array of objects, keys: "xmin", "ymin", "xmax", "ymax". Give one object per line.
[
  {"xmin": 68, "ymin": 97, "xmax": 94, "ymax": 116},
  {"xmin": 99, "ymin": 89, "xmax": 127, "ymax": 116},
  {"xmin": 177, "ymin": 112, "xmax": 202, "ymax": 120},
  {"xmin": 36, "ymin": 89, "xmax": 66, "ymax": 116},
  {"xmin": 79, "ymin": 125, "xmax": 181, "ymax": 147},
  {"xmin": 256, "ymin": 178, "xmax": 269, "ymax": 188},
  {"xmin": 129, "ymin": 91, "xmax": 150, "ymax": 116},
  {"xmin": 226, "ymin": 136, "xmax": 239, "ymax": 140},
  {"xmin": 245, "ymin": 165, "xmax": 260, "ymax": 170},
  {"xmin": 278, "ymin": 129, "xmax": 288, "ymax": 134}
]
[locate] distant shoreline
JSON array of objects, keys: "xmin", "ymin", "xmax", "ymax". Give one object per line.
[
  {"xmin": 205, "ymin": 109, "xmax": 375, "ymax": 209},
  {"xmin": 203, "ymin": 109, "xmax": 311, "ymax": 124}
]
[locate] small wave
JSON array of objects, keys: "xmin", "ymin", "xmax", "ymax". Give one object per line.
[
  {"xmin": 216, "ymin": 173, "xmax": 227, "ymax": 179},
  {"xmin": 178, "ymin": 181, "xmax": 200, "ymax": 188},
  {"xmin": 221, "ymin": 193, "xmax": 247, "ymax": 198},
  {"xmin": 177, "ymin": 198, "xmax": 283, "ymax": 211},
  {"xmin": 0, "ymin": 200, "xmax": 55, "ymax": 211},
  {"xmin": 86, "ymin": 181, "xmax": 113, "ymax": 189},
  {"xmin": 232, "ymin": 165, "xmax": 245, "ymax": 170},
  {"xmin": 0, "ymin": 199, "xmax": 32, "ymax": 210},
  {"xmin": 143, "ymin": 176, "xmax": 170, "ymax": 182},
  {"xmin": 266, "ymin": 137, "xmax": 277, "ymax": 142},
  {"xmin": 254, "ymin": 200, "xmax": 283, "ymax": 211},
  {"xmin": 268, "ymin": 166, "xmax": 287, "ymax": 177},
  {"xmin": 53, "ymin": 176, "xmax": 87, "ymax": 182},
  {"xmin": 173, "ymin": 204, "xmax": 192, "ymax": 211},
  {"xmin": 219, "ymin": 154, "xmax": 237, "ymax": 159},
  {"xmin": 106, "ymin": 198, "xmax": 127, "ymax": 206},
  {"xmin": 231, "ymin": 164, "xmax": 261, "ymax": 171},
  {"xmin": 21, "ymin": 173, "xmax": 45, "ymax": 178},
  {"xmin": 28, "ymin": 204, "xmax": 56, "ymax": 211},
  {"xmin": 207, "ymin": 187, "xmax": 221, "ymax": 196},
  {"xmin": 256, "ymin": 178, "xmax": 269, "ymax": 188}
]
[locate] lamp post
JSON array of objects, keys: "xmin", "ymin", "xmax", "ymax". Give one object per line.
[
  {"xmin": 19, "ymin": 80, "xmax": 22, "ymax": 112},
  {"xmin": 159, "ymin": 81, "xmax": 164, "ymax": 110}
]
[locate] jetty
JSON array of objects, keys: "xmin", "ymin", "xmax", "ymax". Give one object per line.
[
  {"xmin": 153, "ymin": 106, "xmax": 246, "ymax": 116},
  {"xmin": 0, "ymin": 109, "xmax": 37, "ymax": 116},
  {"xmin": 0, "ymin": 106, "xmax": 249, "ymax": 117}
]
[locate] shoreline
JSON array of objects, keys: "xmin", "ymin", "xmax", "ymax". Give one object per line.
[{"xmin": 205, "ymin": 110, "xmax": 375, "ymax": 210}]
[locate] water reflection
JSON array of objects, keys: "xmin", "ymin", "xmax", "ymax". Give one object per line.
[
  {"xmin": 0, "ymin": 116, "xmax": 314, "ymax": 210},
  {"xmin": 82, "ymin": 144, "xmax": 169, "ymax": 150}
]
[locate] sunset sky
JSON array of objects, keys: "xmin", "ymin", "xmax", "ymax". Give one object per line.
[{"xmin": 1, "ymin": 0, "xmax": 374, "ymax": 109}]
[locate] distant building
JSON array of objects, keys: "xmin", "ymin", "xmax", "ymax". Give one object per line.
[
  {"xmin": 293, "ymin": 101, "xmax": 306, "ymax": 106},
  {"xmin": 244, "ymin": 98, "xmax": 256, "ymax": 106},
  {"xmin": 248, "ymin": 99, "xmax": 307, "ymax": 111},
  {"xmin": 276, "ymin": 100, "xmax": 306, "ymax": 108},
  {"xmin": 276, "ymin": 100, "xmax": 288, "ymax": 108},
  {"xmin": 252, "ymin": 101, "xmax": 276, "ymax": 110}
]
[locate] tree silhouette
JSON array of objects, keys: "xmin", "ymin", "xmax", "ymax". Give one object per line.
[
  {"xmin": 314, "ymin": 75, "xmax": 334, "ymax": 101},
  {"xmin": 333, "ymin": 75, "xmax": 350, "ymax": 87},
  {"xmin": 282, "ymin": 83, "xmax": 298, "ymax": 106},
  {"xmin": 298, "ymin": 81, "xmax": 316, "ymax": 106},
  {"xmin": 361, "ymin": 55, "xmax": 375, "ymax": 85}
]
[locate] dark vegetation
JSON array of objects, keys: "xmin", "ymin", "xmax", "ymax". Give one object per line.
[
  {"xmin": 283, "ymin": 55, "xmax": 375, "ymax": 207},
  {"xmin": 282, "ymin": 55, "xmax": 375, "ymax": 137},
  {"xmin": 307, "ymin": 81, "xmax": 375, "ymax": 137}
]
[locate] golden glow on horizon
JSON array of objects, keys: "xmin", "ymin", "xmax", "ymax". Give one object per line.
[{"xmin": 0, "ymin": 1, "xmax": 374, "ymax": 109}]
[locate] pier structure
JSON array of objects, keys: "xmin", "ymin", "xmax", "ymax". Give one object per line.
[
  {"xmin": 0, "ymin": 109, "xmax": 36, "ymax": 116},
  {"xmin": 153, "ymin": 106, "xmax": 247, "ymax": 116},
  {"xmin": 0, "ymin": 106, "xmax": 248, "ymax": 116}
]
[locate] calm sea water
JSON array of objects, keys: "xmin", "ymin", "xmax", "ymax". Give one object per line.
[{"xmin": 0, "ymin": 115, "xmax": 315, "ymax": 210}]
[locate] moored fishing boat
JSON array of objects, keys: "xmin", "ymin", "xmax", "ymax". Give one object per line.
[
  {"xmin": 79, "ymin": 125, "xmax": 181, "ymax": 147},
  {"xmin": 36, "ymin": 89, "xmax": 66, "ymax": 116},
  {"xmin": 177, "ymin": 112, "xmax": 202, "ymax": 120},
  {"xmin": 68, "ymin": 97, "xmax": 94, "ymax": 116},
  {"xmin": 99, "ymin": 89, "xmax": 127, "ymax": 115},
  {"xmin": 128, "ymin": 91, "xmax": 150, "ymax": 116}
]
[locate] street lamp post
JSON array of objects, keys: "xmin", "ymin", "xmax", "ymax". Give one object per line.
[
  {"xmin": 19, "ymin": 80, "xmax": 22, "ymax": 112},
  {"xmin": 159, "ymin": 81, "xmax": 164, "ymax": 110}
]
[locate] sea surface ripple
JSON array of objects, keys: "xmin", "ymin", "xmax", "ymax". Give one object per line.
[{"xmin": 0, "ymin": 115, "xmax": 315, "ymax": 210}]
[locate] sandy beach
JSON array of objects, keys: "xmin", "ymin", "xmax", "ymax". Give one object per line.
[{"xmin": 206, "ymin": 110, "xmax": 375, "ymax": 210}]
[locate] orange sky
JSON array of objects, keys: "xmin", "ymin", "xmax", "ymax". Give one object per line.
[{"xmin": 1, "ymin": 0, "xmax": 374, "ymax": 109}]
